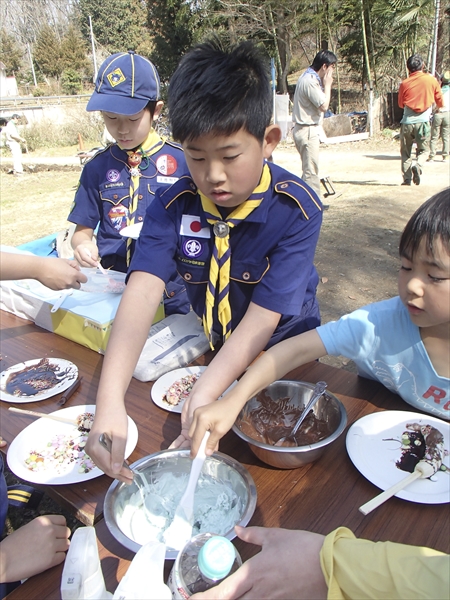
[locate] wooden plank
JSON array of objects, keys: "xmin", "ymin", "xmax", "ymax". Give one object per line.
[{"xmin": 324, "ymin": 132, "xmax": 370, "ymax": 144}]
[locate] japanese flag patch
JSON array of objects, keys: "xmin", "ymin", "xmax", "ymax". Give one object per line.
[{"xmin": 180, "ymin": 215, "xmax": 210, "ymax": 238}]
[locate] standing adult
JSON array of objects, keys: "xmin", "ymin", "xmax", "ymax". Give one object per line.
[
  {"xmin": 4, "ymin": 114, "xmax": 26, "ymax": 176},
  {"xmin": 398, "ymin": 55, "xmax": 443, "ymax": 185},
  {"xmin": 292, "ymin": 51, "xmax": 337, "ymax": 196},
  {"xmin": 428, "ymin": 70, "xmax": 450, "ymax": 162}
]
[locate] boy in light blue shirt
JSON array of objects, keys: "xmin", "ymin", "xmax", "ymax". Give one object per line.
[{"xmin": 189, "ymin": 189, "xmax": 449, "ymax": 455}]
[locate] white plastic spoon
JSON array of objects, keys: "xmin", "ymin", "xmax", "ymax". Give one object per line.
[
  {"xmin": 163, "ymin": 431, "xmax": 210, "ymax": 550},
  {"xmin": 50, "ymin": 288, "xmax": 73, "ymax": 312},
  {"xmin": 359, "ymin": 459, "xmax": 437, "ymax": 515}
]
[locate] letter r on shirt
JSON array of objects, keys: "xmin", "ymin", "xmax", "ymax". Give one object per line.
[{"xmin": 423, "ymin": 386, "xmax": 446, "ymax": 404}]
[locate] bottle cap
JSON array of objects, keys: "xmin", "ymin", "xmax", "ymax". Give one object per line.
[{"xmin": 198, "ymin": 536, "xmax": 236, "ymax": 581}]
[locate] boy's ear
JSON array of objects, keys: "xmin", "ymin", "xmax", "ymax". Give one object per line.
[
  {"xmin": 263, "ymin": 124, "xmax": 282, "ymax": 159},
  {"xmin": 153, "ymin": 101, "xmax": 164, "ymax": 121}
]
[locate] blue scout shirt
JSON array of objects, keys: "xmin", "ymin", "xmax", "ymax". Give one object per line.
[
  {"xmin": 69, "ymin": 136, "xmax": 186, "ymax": 260},
  {"xmin": 68, "ymin": 135, "xmax": 190, "ymax": 315},
  {"xmin": 130, "ymin": 161, "xmax": 323, "ymax": 346},
  {"xmin": 1, "ymin": 454, "xmax": 20, "ymax": 599}
]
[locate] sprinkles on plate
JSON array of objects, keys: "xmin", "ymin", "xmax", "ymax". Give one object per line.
[{"xmin": 25, "ymin": 425, "xmax": 95, "ymax": 475}]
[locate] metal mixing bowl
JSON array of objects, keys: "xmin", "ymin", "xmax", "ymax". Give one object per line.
[
  {"xmin": 232, "ymin": 380, "xmax": 347, "ymax": 469},
  {"xmin": 103, "ymin": 448, "xmax": 257, "ymax": 560}
]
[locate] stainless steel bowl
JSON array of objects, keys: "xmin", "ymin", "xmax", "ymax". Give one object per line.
[
  {"xmin": 232, "ymin": 380, "xmax": 347, "ymax": 469},
  {"xmin": 104, "ymin": 448, "xmax": 257, "ymax": 560}
]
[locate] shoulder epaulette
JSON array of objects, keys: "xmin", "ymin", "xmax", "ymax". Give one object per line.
[
  {"xmin": 274, "ymin": 179, "xmax": 322, "ymax": 219},
  {"xmin": 160, "ymin": 174, "xmax": 197, "ymax": 209},
  {"xmin": 162, "ymin": 139, "xmax": 183, "ymax": 151}
]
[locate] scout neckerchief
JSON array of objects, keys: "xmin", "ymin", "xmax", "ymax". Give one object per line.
[
  {"xmin": 200, "ymin": 163, "xmax": 271, "ymax": 349},
  {"xmin": 118, "ymin": 129, "xmax": 163, "ymax": 265},
  {"xmin": 301, "ymin": 66, "xmax": 324, "ymax": 92}
]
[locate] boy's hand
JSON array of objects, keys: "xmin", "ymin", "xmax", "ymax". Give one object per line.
[
  {"xmin": 37, "ymin": 257, "xmax": 87, "ymax": 290},
  {"xmin": 0, "ymin": 515, "xmax": 70, "ymax": 583},
  {"xmin": 85, "ymin": 404, "xmax": 133, "ymax": 483},
  {"xmin": 188, "ymin": 398, "xmax": 240, "ymax": 457},
  {"xmin": 73, "ymin": 241, "xmax": 100, "ymax": 268},
  {"xmin": 169, "ymin": 389, "xmax": 215, "ymax": 450}
]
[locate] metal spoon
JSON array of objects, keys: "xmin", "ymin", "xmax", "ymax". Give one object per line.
[
  {"xmin": 274, "ymin": 381, "xmax": 328, "ymax": 447},
  {"xmin": 99, "ymin": 432, "xmax": 146, "ymax": 492}
]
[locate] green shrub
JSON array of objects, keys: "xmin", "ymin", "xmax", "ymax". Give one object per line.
[
  {"xmin": 61, "ymin": 69, "xmax": 83, "ymax": 96},
  {"xmin": 32, "ymin": 87, "xmax": 46, "ymax": 97}
]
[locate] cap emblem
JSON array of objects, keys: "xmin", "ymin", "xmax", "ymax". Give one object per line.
[{"xmin": 107, "ymin": 68, "xmax": 126, "ymax": 87}]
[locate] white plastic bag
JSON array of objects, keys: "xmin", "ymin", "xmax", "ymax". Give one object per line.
[{"xmin": 133, "ymin": 311, "xmax": 210, "ymax": 382}]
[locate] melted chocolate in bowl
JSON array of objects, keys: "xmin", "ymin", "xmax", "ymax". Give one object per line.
[
  {"xmin": 238, "ymin": 390, "xmax": 333, "ymax": 447},
  {"xmin": 6, "ymin": 358, "xmax": 69, "ymax": 396}
]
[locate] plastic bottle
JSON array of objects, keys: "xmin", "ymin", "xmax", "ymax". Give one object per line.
[
  {"xmin": 168, "ymin": 533, "xmax": 242, "ymax": 599},
  {"xmin": 61, "ymin": 527, "xmax": 112, "ymax": 600},
  {"xmin": 113, "ymin": 540, "xmax": 171, "ymax": 600}
]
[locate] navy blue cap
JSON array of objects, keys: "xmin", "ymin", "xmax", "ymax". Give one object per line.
[{"xmin": 87, "ymin": 51, "xmax": 160, "ymax": 115}]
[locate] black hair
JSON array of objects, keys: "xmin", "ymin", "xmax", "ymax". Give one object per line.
[
  {"xmin": 168, "ymin": 38, "xmax": 272, "ymax": 143},
  {"xmin": 145, "ymin": 100, "xmax": 157, "ymax": 118},
  {"xmin": 399, "ymin": 188, "xmax": 450, "ymax": 260},
  {"xmin": 311, "ymin": 51, "xmax": 337, "ymax": 72},
  {"xmin": 406, "ymin": 54, "xmax": 423, "ymax": 74}
]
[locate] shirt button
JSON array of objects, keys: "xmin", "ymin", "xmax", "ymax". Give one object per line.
[
  {"xmin": 138, "ymin": 216, "xmax": 143, "ymax": 221},
  {"xmin": 184, "ymin": 273, "xmax": 192, "ymax": 281},
  {"xmin": 169, "ymin": 291, "xmax": 175, "ymax": 297},
  {"xmin": 279, "ymin": 183, "xmax": 288, "ymax": 189},
  {"xmin": 113, "ymin": 194, "xmax": 118, "ymax": 199},
  {"xmin": 139, "ymin": 194, "xmax": 143, "ymax": 199},
  {"xmin": 242, "ymin": 272, "xmax": 250, "ymax": 280}
]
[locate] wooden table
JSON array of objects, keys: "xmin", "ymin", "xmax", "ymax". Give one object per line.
[{"xmin": 1, "ymin": 311, "xmax": 449, "ymax": 599}]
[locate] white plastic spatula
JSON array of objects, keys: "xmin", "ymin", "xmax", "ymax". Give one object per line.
[{"xmin": 164, "ymin": 431, "xmax": 210, "ymax": 550}]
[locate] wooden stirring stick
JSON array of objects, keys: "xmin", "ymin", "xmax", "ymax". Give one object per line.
[
  {"xmin": 359, "ymin": 461, "xmax": 434, "ymax": 515},
  {"xmin": 8, "ymin": 407, "xmax": 78, "ymax": 426}
]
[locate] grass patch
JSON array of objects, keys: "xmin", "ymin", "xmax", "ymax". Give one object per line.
[{"xmin": 0, "ymin": 169, "xmax": 80, "ymax": 247}]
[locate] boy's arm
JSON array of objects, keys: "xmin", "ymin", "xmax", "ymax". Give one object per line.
[
  {"xmin": 170, "ymin": 302, "xmax": 280, "ymax": 451},
  {"xmin": 0, "ymin": 252, "xmax": 87, "ymax": 290},
  {"xmin": 71, "ymin": 225, "xmax": 98, "ymax": 267},
  {"xmin": 189, "ymin": 328, "xmax": 327, "ymax": 456},
  {"xmin": 85, "ymin": 271, "xmax": 165, "ymax": 480}
]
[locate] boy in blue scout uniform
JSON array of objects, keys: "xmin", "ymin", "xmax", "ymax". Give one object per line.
[
  {"xmin": 68, "ymin": 51, "xmax": 189, "ymax": 314},
  {"xmin": 85, "ymin": 39, "xmax": 323, "ymax": 476}
]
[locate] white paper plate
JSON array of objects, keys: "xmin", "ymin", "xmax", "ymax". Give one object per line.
[
  {"xmin": 119, "ymin": 223, "xmax": 143, "ymax": 240},
  {"xmin": 346, "ymin": 411, "xmax": 450, "ymax": 504},
  {"xmin": 0, "ymin": 358, "xmax": 78, "ymax": 403},
  {"xmin": 151, "ymin": 366, "xmax": 237, "ymax": 414},
  {"xmin": 7, "ymin": 404, "xmax": 138, "ymax": 485}
]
